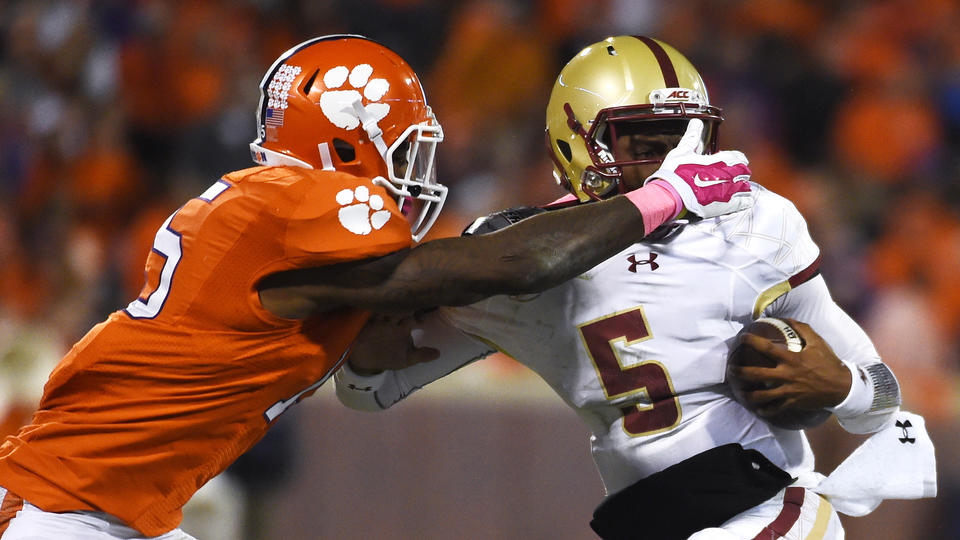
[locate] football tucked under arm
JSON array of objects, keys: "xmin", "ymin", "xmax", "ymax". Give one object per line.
[
  {"xmin": 726, "ymin": 318, "xmax": 835, "ymax": 430},
  {"xmin": 749, "ymin": 276, "xmax": 902, "ymax": 434}
]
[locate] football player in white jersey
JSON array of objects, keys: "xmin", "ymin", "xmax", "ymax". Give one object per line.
[{"xmin": 335, "ymin": 37, "xmax": 927, "ymax": 540}]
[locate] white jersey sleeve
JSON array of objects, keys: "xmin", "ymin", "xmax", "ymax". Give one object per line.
[{"xmin": 734, "ymin": 186, "xmax": 822, "ymax": 319}]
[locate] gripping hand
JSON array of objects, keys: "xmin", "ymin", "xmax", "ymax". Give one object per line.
[{"xmin": 644, "ymin": 119, "xmax": 753, "ymax": 218}]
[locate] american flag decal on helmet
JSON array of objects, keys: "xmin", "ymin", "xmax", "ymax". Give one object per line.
[{"xmin": 265, "ymin": 108, "xmax": 285, "ymax": 127}]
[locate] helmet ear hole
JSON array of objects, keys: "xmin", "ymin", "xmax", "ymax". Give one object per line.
[
  {"xmin": 556, "ymin": 139, "xmax": 572, "ymax": 162},
  {"xmin": 333, "ymin": 138, "xmax": 357, "ymax": 162}
]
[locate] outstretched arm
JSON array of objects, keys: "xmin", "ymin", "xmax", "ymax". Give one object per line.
[
  {"xmin": 260, "ymin": 194, "xmax": 649, "ymax": 315},
  {"xmin": 259, "ymin": 119, "xmax": 753, "ymax": 316}
]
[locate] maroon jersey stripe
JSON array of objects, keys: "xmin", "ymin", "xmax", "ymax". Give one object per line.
[{"xmin": 751, "ymin": 487, "xmax": 805, "ymax": 539}]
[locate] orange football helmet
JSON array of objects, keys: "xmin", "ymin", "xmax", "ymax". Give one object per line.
[
  {"xmin": 546, "ymin": 36, "xmax": 723, "ymax": 201},
  {"xmin": 250, "ymin": 35, "xmax": 445, "ymax": 241}
]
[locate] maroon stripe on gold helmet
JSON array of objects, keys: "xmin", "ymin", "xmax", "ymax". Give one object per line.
[{"xmin": 633, "ymin": 35, "xmax": 680, "ymax": 88}]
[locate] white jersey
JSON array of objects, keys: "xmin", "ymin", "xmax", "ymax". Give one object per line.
[
  {"xmin": 336, "ymin": 185, "xmax": 896, "ymax": 497},
  {"xmin": 438, "ymin": 185, "xmax": 821, "ymax": 494}
]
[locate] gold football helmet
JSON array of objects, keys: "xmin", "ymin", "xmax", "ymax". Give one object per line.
[{"xmin": 546, "ymin": 36, "xmax": 723, "ymax": 201}]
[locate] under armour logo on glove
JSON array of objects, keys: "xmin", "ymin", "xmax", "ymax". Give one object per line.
[
  {"xmin": 644, "ymin": 119, "xmax": 753, "ymax": 219},
  {"xmin": 896, "ymin": 419, "xmax": 916, "ymax": 444}
]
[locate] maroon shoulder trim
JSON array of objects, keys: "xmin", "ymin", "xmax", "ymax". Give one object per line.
[
  {"xmin": 633, "ymin": 36, "xmax": 679, "ymax": 87},
  {"xmin": 788, "ymin": 254, "xmax": 822, "ymax": 288}
]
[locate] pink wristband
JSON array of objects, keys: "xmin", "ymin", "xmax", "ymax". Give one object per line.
[{"xmin": 625, "ymin": 180, "xmax": 683, "ymax": 233}]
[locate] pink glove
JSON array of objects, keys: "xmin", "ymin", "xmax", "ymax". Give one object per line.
[{"xmin": 644, "ymin": 119, "xmax": 753, "ymax": 219}]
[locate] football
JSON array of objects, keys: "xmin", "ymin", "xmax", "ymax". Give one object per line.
[{"xmin": 726, "ymin": 318, "xmax": 831, "ymax": 430}]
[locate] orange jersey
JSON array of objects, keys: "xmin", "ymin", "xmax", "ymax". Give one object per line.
[{"xmin": 0, "ymin": 166, "xmax": 412, "ymax": 536}]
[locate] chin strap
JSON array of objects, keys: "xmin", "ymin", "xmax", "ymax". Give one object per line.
[
  {"xmin": 351, "ymin": 98, "xmax": 390, "ymax": 158},
  {"xmin": 316, "ymin": 142, "xmax": 336, "ymax": 171}
]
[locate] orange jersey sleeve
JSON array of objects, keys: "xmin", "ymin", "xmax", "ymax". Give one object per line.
[
  {"xmin": 128, "ymin": 165, "xmax": 412, "ymax": 330},
  {"xmin": 0, "ymin": 166, "xmax": 413, "ymax": 536}
]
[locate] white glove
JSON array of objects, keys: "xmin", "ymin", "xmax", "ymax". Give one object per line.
[{"xmin": 644, "ymin": 119, "xmax": 753, "ymax": 219}]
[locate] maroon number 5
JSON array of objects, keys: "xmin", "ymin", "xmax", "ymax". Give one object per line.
[{"xmin": 578, "ymin": 307, "xmax": 680, "ymax": 436}]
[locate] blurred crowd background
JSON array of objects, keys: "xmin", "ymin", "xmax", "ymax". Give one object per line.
[{"xmin": 0, "ymin": 0, "xmax": 958, "ymax": 538}]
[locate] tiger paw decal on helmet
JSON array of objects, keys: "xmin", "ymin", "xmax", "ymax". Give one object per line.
[
  {"xmin": 319, "ymin": 64, "xmax": 390, "ymax": 130},
  {"xmin": 336, "ymin": 185, "xmax": 391, "ymax": 235}
]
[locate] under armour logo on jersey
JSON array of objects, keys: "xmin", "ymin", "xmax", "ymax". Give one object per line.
[
  {"xmin": 896, "ymin": 419, "xmax": 916, "ymax": 444},
  {"xmin": 336, "ymin": 185, "xmax": 391, "ymax": 235},
  {"xmin": 627, "ymin": 252, "xmax": 659, "ymax": 272}
]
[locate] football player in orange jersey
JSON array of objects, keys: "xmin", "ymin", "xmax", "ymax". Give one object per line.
[{"xmin": 0, "ymin": 35, "xmax": 753, "ymax": 539}]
